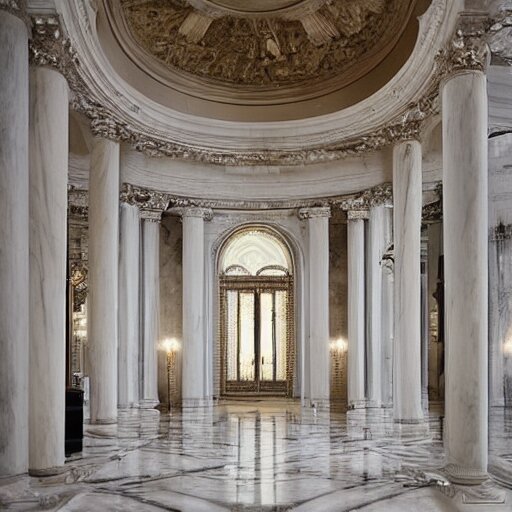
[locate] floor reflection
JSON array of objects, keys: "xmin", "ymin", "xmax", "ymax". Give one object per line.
[{"xmin": 1, "ymin": 401, "xmax": 511, "ymax": 511}]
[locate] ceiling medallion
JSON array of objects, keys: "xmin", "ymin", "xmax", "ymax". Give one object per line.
[{"xmin": 115, "ymin": 0, "xmax": 411, "ymax": 90}]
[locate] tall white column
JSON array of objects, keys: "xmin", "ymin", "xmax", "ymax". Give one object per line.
[
  {"xmin": 88, "ymin": 138, "xmax": 120, "ymax": 424},
  {"xmin": 367, "ymin": 205, "xmax": 386, "ymax": 407},
  {"xmin": 28, "ymin": 66, "xmax": 68, "ymax": 475},
  {"xmin": 347, "ymin": 211, "xmax": 367, "ymax": 409},
  {"xmin": 393, "ymin": 139, "xmax": 423, "ymax": 423},
  {"xmin": 140, "ymin": 213, "xmax": 161, "ymax": 409},
  {"xmin": 381, "ymin": 254, "xmax": 394, "ymax": 408},
  {"xmin": 118, "ymin": 202, "xmax": 140, "ymax": 408},
  {"xmin": 0, "ymin": 9, "xmax": 29, "ymax": 477},
  {"xmin": 442, "ymin": 69, "xmax": 488, "ymax": 484},
  {"xmin": 181, "ymin": 208, "xmax": 212, "ymax": 407},
  {"xmin": 299, "ymin": 207, "xmax": 331, "ymax": 408}
]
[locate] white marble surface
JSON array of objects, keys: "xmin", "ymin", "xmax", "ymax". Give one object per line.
[
  {"xmin": 367, "ymin": 206, "xmax": 386, "ymax": 407},
  {"xmin": 182, "ymin": 209, "xmax": 208, "ymax": 405},
  {"xmin": 1, "ymin": 402, "xmax": 511, "ymax": 511},
  {"xmin": 392, "ymin": 140, "xmax": 423, "ymax": 423},
  {"xmin": 301, "ymin": 209, "xmax": 331, "ymax": 406},
  {"xmin": 442, "ymin": 71, "xmax": 488, "ymax": 482},
  {"xmin": 0, "ymin": 10, "xmax": 29, "ymax": 477},
  {"xmin": 118, "ymin": 203, "xmax": 140, "ymax": 408},
  {"xmin": 28, "ymin": 67, "xmax": 69, "ymax": 474},
  {"xmin": 88, "ymin": 138, "xmax": 120, "ymax": 424},
  {"xmin": 347, "ymin": 217, "xmax": 366, "ymax": 408},
  {"xmin": 141, "ymin": 218, "xmax": 160, "ymax": 408}
]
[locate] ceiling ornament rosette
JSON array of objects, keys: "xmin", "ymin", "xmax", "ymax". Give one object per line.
[
  {"xmin": 33, "ymin": 1, "xmax": 494, "ymax": 166},
  {"xmin": 108, "ymin": 0, "xmax": 413, "ymax": 105}
]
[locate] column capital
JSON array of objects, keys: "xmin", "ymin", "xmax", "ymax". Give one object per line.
[
  {"xmin": 0, "ymin": 0, "xmax": 29, "ymax": 27},
  {"xmin": 346, "ymin": 210, "xmax": 369, "ymax": 221},
  {"xmin": 298, "ymin": 206, "xmax": 331, "ymax": 220},
  {"xmin": 436, "ymin": 24, "xmax": 490, "ymax": 82},
  {"xmin": 120, "ymin": 183, "xmax": 170, "ymax": 217},
  {"xmin": 29, "ymin": 15, "xmax": 77, "ymax": 77},
  {"xmin": 177, "ymin": 207, "xmax": 213, "ymax": 221}
]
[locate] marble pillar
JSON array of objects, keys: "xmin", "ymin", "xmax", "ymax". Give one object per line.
[
  {"xmin": 393, "ymin": 140, "xmax": 423, "ymax": 423},
  {"xmin": 0, "ymin": 9, "xmax": 29, "ymax": 477},
  {"xmin": 140, "ymin": 213, "xmax": 161, "ymax": 409},
  {"xmin": 347, "ymin": 211, "xmax": 367, "ymax": 409},
  {"xmin": 88, "ymin": 138, "xmax": 120, "ymax": 424},
  {"xmin": 28, "ymin": 66, "xmax": 68, "ymax": 475},
  {"xmin": 367, "ymin": 206, "xmax": 386, "ymax": 407},
  {"xmin": 118, "ymin": 202, "xmax": 140, "ymax": 408},
  {"xmin": 442, "ymin": 70, "xmax": 488, "ymax": 484},
  {"xmin": 420, "ymin": 240, "xmax": 429, "ymax": 410},
  {"xmin": 181, "ymin": 208, "xmax": 212, "ymax": 407},
  {"xmin": 300, "ymin": 207, "xmax": 331, "ymax": 408},
  {"xmin": 381, "ymin": 256, "xmax": 394, "ymax": 408}
]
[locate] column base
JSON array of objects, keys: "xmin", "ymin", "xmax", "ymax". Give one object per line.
[
  {"xmin": 348, "ymin": 399, "xmax": 368, "ymax": 410},
  {"xmin": 444, "ymin": 463, "xmax": 488, "ymax": 485},
  {"xmin": 139, "ymin": 398, "xmax": 159, "ymax": 409},
  {"xmin": 181, "ymin": 398, "xmax": 213, "ymax": 408},
  {"xmin": 28, "ymin": 465, "xmax": 67, "ymax": 477}
]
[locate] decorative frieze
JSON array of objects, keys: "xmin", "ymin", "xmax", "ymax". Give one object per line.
[
  {"xmin": 298, "ymin": 207, "xmax": 331, "ymax": 220},
  {"xmin": 120, "ymin": 183, "xmax": 170, "ymax": 213},
  {"xmin": 346, "ymin": 210, "xmax": 369, "ymax": 221},
  {"xmin": 335, "ymin": 183, "xmax": 393, "ymax": 212},
  {"xmin": 174, "ymin": 207, "xmax": 214, "ymax": 221}
]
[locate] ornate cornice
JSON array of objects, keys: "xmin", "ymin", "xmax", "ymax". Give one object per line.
[
  {"xmin": 120, "ymin": 183, "xmax": 170, "ymax": 213},
  {"xmin": 335, "ymin": 183, "xmax": 393, "ymax": 211},
  {"xmin": 346, "ymin": 210, "xmax": 370, "ymax": 221},
  {"xmin": 298, "ymin": 207, "xmax": 331, "ymax": 220},
  {"xmin": 0, "ymin": 0, "xmax": 29, "ymax": 26},
  {"xmin": 68, "ymin": 185, "xmax": 88, "ymax": 219}
]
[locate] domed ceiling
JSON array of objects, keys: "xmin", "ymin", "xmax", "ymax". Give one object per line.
[{"xmin": 104, "ymin": 0, "xmax": 422, "ymax": 116}]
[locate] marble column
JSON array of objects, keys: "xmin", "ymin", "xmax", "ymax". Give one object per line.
[
  {"xmin": 420, "ymin": 238, "xmax": 429, "ymax": 410},
  {"xmin": 393, "ymin": 139, "xmax": 423, "ymax": 423},
  {"xmin": 367, "ymin": 205, "xmax": 386, "ymax": 408},
  {"xmin": 28, "ymin": 66, "xmax": 68, "ymax": 475},
  {"xmin": 381, "ymin": 255, "xmax": 394, "ymax": 408},
  {"xmin": 181, "ymin": 208, "xmax": 212, "ymax": 407},
  {"xmin": 88, "ymin": 138, "xmax": 120, "ymax": 424},
  {"xmin": 442, "ymin": 69, "xmax": 488, "ymax": 483},
  {"xmin": 299, "ymin": 207, "xmax": 331, "ymax": 408},
  {"xmin": 0, "ymin": 8, "xmax": 29, "ymax": 477},
  {"xmin": 140, "ymin": 212, "xmax": 161, "ymax": 409},
  {"xmin": 118, "ymin": 202, "xmax": 140, "ymax": 408},
  {"xmin": 347, "ymin": 211, "xmax": 367, "ymax": 409}
]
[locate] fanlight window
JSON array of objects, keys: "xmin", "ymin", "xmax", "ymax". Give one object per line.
[{"xmin": 221, "ymin": 229, "xmax": 292, "ymax": 276}]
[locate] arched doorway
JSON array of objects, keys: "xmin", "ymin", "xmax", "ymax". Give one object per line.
[{"xmin": 218, "ymin": 227, "xmax": 295, "ymax": 397}]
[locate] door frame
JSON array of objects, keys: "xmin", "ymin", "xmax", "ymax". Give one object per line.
[{"xmin": 219, "ymin": 275, "xmax": 295, "ymax": 397}]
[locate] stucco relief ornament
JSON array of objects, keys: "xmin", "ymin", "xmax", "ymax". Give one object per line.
[
  {"xmin": 335, "ymin": 183, "xmax": 392, "ymax": 212},
  {"xmin": 120, "ymin": 183, "xmax": 171, "ymax": 213}
]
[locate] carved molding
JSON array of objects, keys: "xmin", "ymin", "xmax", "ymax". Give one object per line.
[
  {"xmin": 120, "ymin": 183, "xmax": 170, "ymax": 212},
  {"xmin": 173, "ymin": 207, "xmax": 214, "ymax": 221},
  {"xmin": 298, "ymin": 207, "xmax": 331, "ymax": 220}
]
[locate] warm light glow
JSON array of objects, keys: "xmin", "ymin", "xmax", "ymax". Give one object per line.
[
  {"xmin": 330, "ymin": 338, "xmax": 347, "ymax": 353},
  {"xmin": 161, "ymin": 338, "xmax": 181, "ymax": 354},
  {"xmin": 504, "ymin": 338, "xmax": 512, "ymax": 356}
]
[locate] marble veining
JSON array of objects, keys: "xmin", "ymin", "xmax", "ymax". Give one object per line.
[{"xmin": 1, "ymin": 401, "xmax": 511, "ymax": 511}]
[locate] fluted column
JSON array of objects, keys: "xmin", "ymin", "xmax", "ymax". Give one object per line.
[
  {"xmin": 88, "ymin": 138, "xmax": 120, "ymax": 424},
  {"xmin": 140, "ymin": 211, "xmax": 162, "ymax": 409},
  {"xmin": 181, "ymin": 207, "xmax": 212, "ymax": 407},
  {"xmin": 299, "ymin": 207, "xmax": 331, "ymax": 408},
  {"xmin": 367, "ymin": 205, "xmax": 386, "ymax": 408},
  {"xmin": 118, "ymin": 201, "xmax": 140, "ymax": 408},
  {"xmin": 442, "ymin": 65, "xmax": 488, "ymax": 484},
  {"xmin": 347, "ymin": 211, "xmax": 367, "ymax": 409},
  {"xmin": 28, "ymin": 65, "xmax": 69, "ymax": 475},
  {"xmin": 393, "ymin": 139, "xmax": 423, "ymax": 423},
  {"xmin": 0, "ymin": 7, "xmax": 29, "ymax": 477}
]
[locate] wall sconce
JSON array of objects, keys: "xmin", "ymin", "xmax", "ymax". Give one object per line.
[
  {"xmin": 330, "ymin": 337, "xmax": 348, "ymax": 354},
  {"xmin": 160, "ymin": 338, "xmax": 181, "ymax": 411}
]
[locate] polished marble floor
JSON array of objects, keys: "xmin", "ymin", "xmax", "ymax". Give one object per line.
[{"xmin": 1, "ymin": 400, "xmax": 512, "ymax": 511}]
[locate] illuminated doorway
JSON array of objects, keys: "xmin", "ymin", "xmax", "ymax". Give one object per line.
[{"xmin": 219, "ymin": 228, "xmax": 294, "ymax": 396}]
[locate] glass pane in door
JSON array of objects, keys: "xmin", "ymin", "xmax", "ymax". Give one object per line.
[
  {"xmin": 260, "ymin": 292, "xmax": 274, "ymax": 381},
  {"xmin": 239, "ymin": 292, "xmax": 255, "ymax": 381}
]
